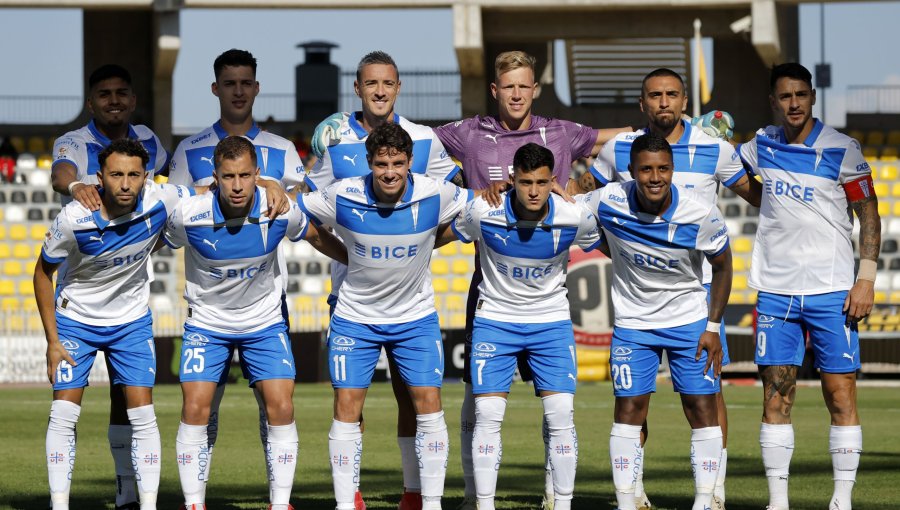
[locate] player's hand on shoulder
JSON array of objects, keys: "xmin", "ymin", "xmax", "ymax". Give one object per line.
[
  {"xmin": 311, "ymin": 112, "xmax": 345, "ymax": 158},
  {"xmin": 552, "ymin": 180, "xmax": 575, "ymax": 203},
  {"xmin": 72, "ymin": 182, "xmax": 102, "ymax": 211},
  {"xmin": 46, "ymin": 340, "xmax": 76, "ymax": 385},
  {"xmin": 691, "ymin": 110, "xmax": 735, "ymax": 141},
  {"xmin": 259, "ymin": 179, "xmax": 290, "ymax": 219},
  {"xmin": 481, "ymin": 181, "xmax": 509, "ymax": 208}
]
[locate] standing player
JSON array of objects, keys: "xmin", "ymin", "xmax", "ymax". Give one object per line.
[
  {"xmin": 738, "ymin": 63, "xmax": 879, "ymax": 510},
  {"xmin": 49, "ymin": 64, "xmax": 169, "ymax": 510},
  {"xmin": 439, "ymin": 143, "xmax": 600, "ymax": 510},
  {"xmin": 574, "ymin": 68, "xmax": 761, "ymax": 510},
  {"xmin": 297, "ymin": 123, "xmax": 473, "ymax": 510},
  {"xmin": 164, "ymin": 136, "xmax": 346, "ymax": 510},
  {"xmin": 167, "ymin": 48, "xmax": 293, "ymax": 494},
  {"xmin": 37, "ymin": 139, "xmax": 191, "ymax": 510},
  {"xmin": 306, "ymin": 51, "xmax": 461, "ymax": 510},
  {"xmin": 580, "ymin": 133, "xmax": 732, "ymax": 510}
]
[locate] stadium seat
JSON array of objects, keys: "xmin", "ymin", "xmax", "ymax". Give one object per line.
[
  {"xmin": 460, "ymin": 242, "xmax": 476, "ymax": 256},
  {"xmin": 732, "ymin": 274, "xmax": 748, "ymax": 291},
  {"xmin": 27, "ymin": 136, "xmax": 46, "ymax": 154},
  {"xmin": 294, "ymin": 295, "xmax": 314, "ymax": 310},
  {"xmin": 9, "ymin": 224, "xmax": 26, "ymax": 241},
  {"xmin": 451, "ymin": 277, "xmax": 469, "ymax": 293},
  {"xmin": 848, "ymin": 130, "xmax": 865, "ymax": 143},
  {"xmin": 2, "ymin": 260, "xmax": 22, "ymax": 277},
  {"xmin": 0, "ymin": 281, "xmax": 13, "ymax": 296},
  {"xmin": 305, "ymin": 261, "xmax": 323, "ymax": 275},
  {"xmin": 881, "ymin": 147, "xmax": 899, "ymax": 162},
  {"xmin": 6, "ymin": 206, "xmax": 25, "ymax": 223},
  {"xmin": 863, "ymin": 146, "xmax": 878, "ymax": 162},
  {"xmin": 448, "ymin": 313, "xmax": 466, "ymax": 329},
  {"xmin": 12, "ymin": 243, "xmax": 30, "ymax": 259},
  {"xmin": 301, "ymin": 278, "xmax": 323, "ymax": 295},
  {"xmin": 1, "ymin": 297, "xmax": 18, "ymax": 311},
  {"xmin": 728, "ymin": 292, "xmax": 745, "ymax": 304},
  {"xmin": 889, "ymin": 219, "xmax": 900, "ymax": 236},
  {"xmin": 9, "ymin": 136, "xmax": 25, "ymax": 153},
  {"xmin": 887, "ymin": 130, "xmax": 900, "ymax": 146},
  {"xmin": 431, "ymin": 259, "xmax": 450, "ymax": 275},
  {"xmin": 0, "ymin": 191, "xmax": 4, "ymax": 204},
  {"xmin": 741, "ymin": 221, "xmax": 757, "ymax": 235},
  {"xmin": 747, "ymin": 291, "xmax": 758, "ymax": 304},
  {"xmin": 724, "ymin": 204, "xmax": 741, "ymax": 217},
  {"xmin": 292, "ymin": 242, "xmax": 313, "ymax": 258},
  {"xmin": 11, "ymin": 190, "xmax": 26, "ymax": 204},
  {"xmin": 892, "ymin": 183, "xmax": 900, "ymax": 198},
  {"xmin": 874, "ymin": 291, "xmax": 888, "ymax": 304},
  {"xmin": 867, "ymin": 131, "xmax": 886, "ymax": 146},
  {"xmin": 286, "ymin": 261, "xmax": 301, "ymax": 275},
  {"xmin": 733, "ymin": 256, "xmax": 747, "ymax": 272},
  {"xmin": 432, "ymin": 277, "xmax": 449, "ymax": 293},
  {"xmin": 446, "ymin": 294, "xmax": 466, "ymax": 311},
  {"xmin": 149, "ymin": 281, "xmax": 166, "ymax": 294},
  {"xmin": 150, "ymin": 295, "xmax": 173, "ymax": 312},
  {"xmin": 438, "ymin": 243, "xmax": 458, "ymax": 257},
  {"xmin": 451, "ymin": 258, "xmax": 471, "ymax": 274},
  {"xmin": 733, "ymin": 237, "xmax": 753, "ymax": 253},
  {"xmin": 720, "ymin": 187, "xmax": 737, "ymax": 199},
  {"xmin": 882, "ymin": 239, "xmax": 898, "ymax": 254},
  {"xmin": 878, "ymin": 257, "xmax": 886, "ymax": 271},
  {"xmin": 37, "ymin": 154, "xmax": 52, "ymax": 169},
  {"xmin": 22, "ymin": 297, "xmax": 37, "ymax": 311},
  {"xmin": 18, "ymin": 279, "xmax": 34, "ymax": 296},
  {"xmin": 890, "ymin": 258, "xmax": 900, "ymax": 271},
  {"xmin": 27, "ymin": 208, "xmax": 43, "ymax": 221},
  {"xmin": 880, "ymin": 165, "xmax": 899, "ymax": 181},
  {"xmin": 31, "ymin": 190, "xmax": 48, "ymax": 203},
  {"xmin": 323, "ymin": 278, "xmax": 332, "ymax": 294},
  {"xmin": 48, "ymin": 207, "xmax": 60, "ymax": 220},
  {"xmin": 874, "ymin": 182, "xmax": 889, "ymax": 198},
  {"xmin": 879, "ymin": 201, "xmax": 890, "ymax": 217},
  {"xmin": 33, "ymin": 244, "xmax": 42, "ymax": 258},
  {"xmin": 893, "ymin": 202, "xmax": 900, "ymax": 217},
  {"xmin": 30, "ymin": 225, "xmax": 45, "ymax": 241},
  {"xmin": 285, "ymin": 279, "xmax": 300, "ymax": 294},
  {"xmin": 156, "ymin": 246, "xmax": 173, "ymax": 257},
  {"xmin": 16, "ymin": 153, "xmax": 36, "ymax": 170},
  {"xmin": 153, "ymin": 260, "xmax": 170, "ymax": 274},
  {"xmin": 875, "ymin": 272, "xmax": 891, "ymax": 291},
  {"xmin": 29, "ymin": 169, "xmax": 50, "ymax": 187},
  {"xmin": 745, "ymin": 205, "xmax": 760, "ymax": 217}
]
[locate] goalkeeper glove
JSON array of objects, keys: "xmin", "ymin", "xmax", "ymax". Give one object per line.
[
  {"xmin": 692, "ymin": 110, "xmax": 734, "ymax": 141},
  {"xmin": 311, "ymin": 112, "xmax": 345, "ymax": 158}
]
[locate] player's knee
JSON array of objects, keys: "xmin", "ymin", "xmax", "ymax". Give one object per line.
[
  {"xmin": 49, "ymin": 400, "xmax": 81, "ymax": 432},
  {"xmin": 825, "ymin": 386, "xmax": 857, "ymax": 422},
  {"xmin": 542, "ymin": 393, "xmax": 575, "ymax": 431},
  {"xmin": 474, "ymin": 396, "xmax": 507, "ymax": 433},
  {"xmin": 411, "ymin": 389, "xmax": 442, "ymax": 415},
  {"xmin": 265, "ymin": 399, "xmax": 294, "ymax": 425},
  {"xmin": 181, "ymin": 399, "xmax": 212, "ymax": 425}
]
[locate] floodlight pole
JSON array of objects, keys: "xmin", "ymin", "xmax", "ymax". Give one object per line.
[{"xmin": 692, "ymin": 18, "xmax": 702, "ymax": 118}]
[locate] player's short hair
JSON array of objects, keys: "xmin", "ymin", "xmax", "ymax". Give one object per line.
[
  {"xmin": 629, "ymin": 133, "xmax": 673, "ymax": 164},
  {"xmin": 98, "ymin": 138, "xmax": 149, "ymax": 170},
  {"xmin": 214, "ymin": 49, "xmax": 257, "ymax": 80},
  {"xmin": 88, "ymin": 64, "xmax": 133, "ymax": 90},
  {"xmin": 214, "ymin": 136, "xmax": 257, "ymax": 169},
  {"xmin": 513, "ymin": 143, "xmax": 554, "ymax": 174},
  {"xmin": 494, "ymin": 51, "xmax": 536, "ymax": 81},
  {"xmin": 356, "ymin": 51, "xmax": 399, "ymax": 82},
  {"xmin": 770, "ymin": 62, "xmax": 813, "ymax": 91},
  {"xmin": 641, "ymin": 68, "xmax": 686, "ymax": 96},
  {"xmin": 365, "ymin": 122, "xmax": 413, "ymax": 160}
]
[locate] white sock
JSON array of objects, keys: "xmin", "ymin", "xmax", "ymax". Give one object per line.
[
  {"xmin": 253, "ymin": 387, "xmax": 272, "ymax": 480},
  {"xmin": 634, "ymin": 445, "xmax": 646, "ymax": 502},
  {"xmin": 829, "ymin": 425, "xmax": 862, "ymax": 510},
  {"xmin": 460, "ymin": 384, "xmax": 476, "ymax": 499},
  {"xmin": 690, "ymin": 426, "xmax": 722, "ymax": 510},
  {"xmin": 202, "ymin": 383, "xmax": 226, "ymax": 502},
  {"xmin": 714, "ymin": 448, "xmax": 727, "ymax": 502},
  {"xmin": 760, "ymin": 423, "xmax": 794, "ymax": 510},
  {"xmin": 108, "ymin": 424, "xmax": 138, "ymax": 507},
  {"xmin": 398, "ymin": 436, "xmax": 421, "ymax": 492},
  {"xmin": 176, "ymin": 422, "xmax": 209, "ymax": 505},
  {"xmin": 329, "ymin": 420, "xmax": 362, "ymax": 510},
  {"xmin": 267, "ymin": 422, "xmax": 298, "ymax": 508},
  {"xmin": 473, "ymin": 397, "xmax": 506, "ymax": 510},
  {"xmin": 610, "ymin": 423, "xmax": 642, "ymax": 510},
  {"xmin": 47, "ymin": 400, "xmax": 80, "ymax": 509},
  {"xmin": 543, "ymin": 393, "xmax": 577, "ymax": 508},
  {"xmin": 416, "ymin": 410, "xmax": 449, "ymax": 503},
  {"xmin": 542, "ymin": 414, "xmax": 554, "ymax": 501},
  {"xmin": 127, "ymin": 405, "xmax": 161, "ymax": 509}
]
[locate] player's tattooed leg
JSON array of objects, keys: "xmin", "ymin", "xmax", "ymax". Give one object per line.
[{"xmin": 760, "ymin": 365, "xmax": 797, "ymax": 424}]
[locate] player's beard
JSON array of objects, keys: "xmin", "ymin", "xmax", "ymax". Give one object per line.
[{"xmin": 651, "ymin": 113, "xmax": 678, "ymax": 131}]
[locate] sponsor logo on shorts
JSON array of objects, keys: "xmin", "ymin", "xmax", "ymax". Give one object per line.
[
  {"xmin": 60, "ymin": 339, "xmax": 80, "ymax": 351},
  {"xmin": 612, "ymin": 346, "xmax": 632, "ymax": 361},
  {"xmin": 474, "ymin": 342, "xmax": 496, "ymax": 352},
  {"xmin": 757, "ymin": 314, "xmax": 776, "ymax": 329},
  {"xmin": 331, "ymin": 336, "xmax": 355, "ymax": 352},
  {"xmin": 183, "ymin": 332, "xmax": 210, "ymax": 347}
]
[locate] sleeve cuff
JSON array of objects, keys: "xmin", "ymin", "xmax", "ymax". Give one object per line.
[
  {"xmin": 706, "ymin": 239, "xmax": 729, "ymax": 260},
  {"xmin": 41, "ymin": 250, "xmax": 65, "ymax": 265},
  {"xmin": 450, "ymin": 221, "xmax": 471, "ymax": 243},
  {"xmin": 445, "ymin": 166, "xmax": 461, "ymax": 182},
  {"xmin": 589, "ymin": 165, "xmax": 611, "ymax": 186},
  {"xmin": 296, "ymin": 197, "xmax": 323, "ymax": 227},
  {"xmin": 722, "ymin": 169, "xmax": 747, "ymax": 188}
]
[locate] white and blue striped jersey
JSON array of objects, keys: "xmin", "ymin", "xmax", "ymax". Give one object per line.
[
  {"xmin": 306, "ymin": 112, "xmax": 459, "ymax": 191},
  {"xmin": 163, "ymin": 187, "xmax": 309, "ymax": 334},
  {"xmin": 579, "ymin": 181, "xmax": 729, "ymax": 329},
  {"xmin": 452, "ymin": 193, "xmax": 601, "ymax": 323},
  {"xmin": 738, "ymin": 120, "xmax": 871, "ymax": 295},
  {"xmin": 298, "ymin": 174, "xmax": 472, "ymax": 324},
  {"xmin": 52, "ymin": 120, "xmax": 168, "ymax": 206},
  {"xmin": 41, "ymin": 181, "xmax": 191, "ymax": 326},
  {"xmin": 168, "ymin": 121, "xmax": 305, "ymax": 190},
  {"xmin": 590, "ymin": 120, "xmax": 744, "ymax": 284}
]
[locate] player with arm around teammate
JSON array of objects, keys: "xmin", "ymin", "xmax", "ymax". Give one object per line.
[
  {"xmin": 163, "ymin": 136, "xmax": 347, "ymax": 510},
  {"xmin": 436, "ymin": 142, "xmax": 601, "ymax": 510},
  {"xmin": 738, "ymin": 63, "xmax": 879, "ymax": 510},
  {"xmin": 37, "ymin": 139, "xmax": 192, "ymax": 510},
  {"xmin": 579, "ymin": 133, "xmax": 732, "ymax": 510}
]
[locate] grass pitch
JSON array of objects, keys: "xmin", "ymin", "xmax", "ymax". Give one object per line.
[{"xmin": 1, "ymin": 382, "xmax": 898, "ymax": 509}]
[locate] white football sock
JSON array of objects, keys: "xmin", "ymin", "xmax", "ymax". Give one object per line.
[
  {"xmin": 460, "ymin": 383, "xmax": 476, "ymax": 499},
  {"xmin": 108, "ymin": 424, "xmax": 138, "ymax": 507},
  {"xmin": 176, "ymin": 422, "xmax": 209, "ymax": 506},
  {"xmin": 542, "ymin": 413, "xmax": 554, "ymax": 501},
  {"xmin": 829, "ymin": 425, "xmax": 862, "ymax": 510},
  {"xmin": 253, "ymin": 387, "xmax": 272, "ymax": 480},
  {"xmin": 610, "ymin": 423, "xmax": 642, "ymax": 510},
  {"xmin": 690, "ymin": 426, "xmax": 722, "ymax": 510},
  {"xmin": 398, "ymin": 436, "xmax": 421, "ymax": 492},
  {"xmin": 714, "ymin": 448, "xmax": 727, "ymax": 502},
  {"xmin": 416, "ymin": 410, "xmax": 449, "ymax": 504},
  {"xmin": 760, "ymin": 423, "xmax": 794, "ymax": 510},
  {"xmin": 543, "ymin": 393, "xmax": 577, "ymax": 508},
  {"xmin": 202, "ymin": 383, "xmax": 226, "ymax": 502},
  {"xmin": 329, "ymin": 420, "xmax": 362, "ymax": 510},
  {"xmin": 127, "ymin": 405, "xmax": 161, "ymax": 509},
  {"xmin": 47, "ymin": 400, "xmax": 80, "ymax": 510},
  {"xmin": 267, "ymin": 422, "xmax": 298, "ymax": 508},
  {"xmin": 473, "ymin": 397, "xmax": 506, "ymax": 510}
]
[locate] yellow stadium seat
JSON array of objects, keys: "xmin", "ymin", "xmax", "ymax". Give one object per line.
[
  {"xmin": 460, "ymin": 243, "xmax": 476, "ymax": 256},
  {"xmin": 323, "ymin": 278, "xmax": 332, "ymax": 294},
  {"xmin": 3, "ymin": 261, "xmax": 23, "ymax": 277},
  {"xmin": 863, "ymin": 146, "xmax": 878, "ymax": 162},
  {"xmin": 880, "ymin": 165, "xmax": 899, "ymax": 181},
  {"xmin": 886, "ymin": 313, "xmax": 900, "ymax": 325},
  {"xmin": 857, "ymin": 323, "xmax": 868, "ymax": 332},
  {"xmin": 733, "ymin": 256, "xmax": 747, "ymax": 272},
  {"xmin": 9, "ymin": 224, "xmax": 26, "ymax": 241},
  {"xmin": 892, "ymin": 183, "xmax": 900, "ymax": 199},
  {"xmin": 738, "ymin": 312, "xmax": 754, "ymax": 328},
  {"xmin": 37, "ymin": 154, "xmax": 53, "ymax": 169},
  {"xmin": 17, "ymin": 280, "xmax": 33, "ymax": 296},
  {"xmin": 451, "ymin": 277, "xmax": 469, "ymax": 293},
  {"xmin": 879, "ymin": 201, "xmax": 890, "ymax": 217},
  {"xmin": 887, "ymin": 130, "xmax": 900, "ymax": 146},
  {"xmin": 578, "ymin": 364, "xmax": 609, "ymax": 382},
  {"xmin": 12, "ymin": 243, "xmax": 30, "ymax": 259},
  {"xmin": 22, "ymin": 297, "xmax": 37, "ymax": 311},
  {"xmin": 874, "ymin": 182, "xmax": 889, "ymax": 197},
  {"xmin": 874, "ymin": 291, "xmax": 888, "ymax": 304},
  {"xmin": 1, "ymin": 297, "xmax": 18, "ymax": 311},
  {"xmin": 729, "ymin": 292, "xmax": 746, "ymax": 304},
  {"xmin": 0, "ymin": 281, "xmax": 13, "ymax": 296},
  {"xmin": 449, "ymin": 313, "xmax": 466, "ymax": 329},
  {"xmin": 27, "ymin": 136, "xmax": 47, "ymax": 154},
  {"xmin": 0, "ymin": 208, "xmax": 4, "ymax": 222},
  {"xmin": 438, "ymin": 243, "xmax": 458, "ymax": 257},
  {"xmin": 294, "ymin": 296, "xmax": 314, "ymax": 310},
  {"xmin": 882, "ymin": 147, "xmax": 899, "ymax": 162},
  {"xmin": 30, "ymin": 225, "xmax": 46, "ymax": 241},
  {"xmin": 431, "ymin": 259, "xmax": 450, "ymax": 275},
  {"xmin": 9, "ymin": 136, "xmax": 25, "ymax": 153},
  {"xmin": 747, "ymin": 291, "xmax": 758, "ymax": 304},
  {"xmin": 732, "ymin": 274, "xmax": 748, "ymax": 291},
  {"xmin": 867, "ymin": 131, "xmax": 886, "ymax": 146},
  {"xmin": 451, "ymin": 258, "xmax": 471, "ymax": 274},
  {"xmin": 0, "ymin": 226, "xmax": 5, "ymax": 240},
  {"xmin": 848, "ymin": 130, "xmax": 864, "ymax": 142},
  {"xmin": 432, "ymin": 277, "xmax": 449, "ymax": 293},
  {"xmin": 890, "ymin": 291, "xmax": 900, "ymax": 304},
  {"xmin": 33, "ymin": 244, "xmax": 42, "ymax": 258},
  {"xmin": 433, "ymin": 295, "xmax": 443, "ymax": 310},
  {"xmin": 446, "ymin": 294, "xmax": 466, "ymax": 311},
  {"xmin": 733, "ymin": 237, "xmax": 753, "ymax": 253},
  {"xmin": 6, "ymin": 315, "xmax": 24, "ymax": 333},
  {"xmin": 0, "ymin": 244, "xmax": 9, "ymax": 258}
]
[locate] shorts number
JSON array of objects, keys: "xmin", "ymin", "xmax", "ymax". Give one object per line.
[
  {"xmin": 56, "ymin": 360, "xmax": 73, "ymax": 384},
  {"xmin": 333, "ymin": 355, "xmax": 347, "ymax": 381},
  {"xmin": 183, "ymin": 347, "xmax": 205, "ymax": 374},
  {"xmin": 611, "ymin": 364, "xmax": 632, "ymax": 390},
  {"xmin": 474, "ymin": 359, "xmax": 486, "ymax": 385},
  {"xmin": 757, "ymin": 331, "xmax": 766, "ymax": 358}
]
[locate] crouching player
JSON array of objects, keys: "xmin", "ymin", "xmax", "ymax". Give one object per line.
[
  {"xmin": 437, "ymin": 143, "xmax": 600, "ymax": 510},
  {"xmin": 163, "ymin": 136, "xmax": 346, "ymax": 510},
  {"xmin": 579, "ymin": 133, "xmax": 732, "ymax": 510},
  {"xmin": 36, "ymin": 139, "xmax": 192, "ymax": 510}
]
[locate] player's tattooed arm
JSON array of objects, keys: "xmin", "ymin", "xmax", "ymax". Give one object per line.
[
  {"xmin": 759, "ymin": 365, "xmax": 797, "ymax": 424},
  {"xmin": 728, "ymin": 174, "xmax": 762, "ymax": 207},
  {"xmin": 305, "ymin": 223, "xmax": 348, "ymax": 265},
  {"xmin": 845, "ymin": 195, "xmax": 881, "ymax": 321},
  {"xmin": 33, "ymin": 257, "xmax": 75, "ymax": 384}
]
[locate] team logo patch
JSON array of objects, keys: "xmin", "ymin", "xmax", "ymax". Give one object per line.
[
  {"xmin": 184, "ymin": 332, "xmax": 210, "ymax": 346},
  {"xmin": 758, "ymin": 315, "xmax": 776, "ymax": 323},
  {"xmin": 474, "ymin": 342, "xmax": 496, "ymax": 352},
  {"xmin": 332, "ymin": 336, "xmax": 356, "ymax": 346},
  {"xmin": 612, "ymin": 346, "xmax": 632, "ymax": 356},
  {"xmin": 60, "ymin": 339, "xmax": 80, "ymax": 351}
]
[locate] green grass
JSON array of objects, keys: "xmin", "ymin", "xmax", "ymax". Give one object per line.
[{"xmin": 1, "ymin": 382, "xmax": 899, "ymax": 509}]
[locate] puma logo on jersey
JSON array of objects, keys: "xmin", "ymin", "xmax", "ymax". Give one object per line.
[
  {"xmin": 282, "ymin": 359, "xmax": 293, "ymax": 369},
  {"xmin": 343, "ymin": 154, "xmax": 359, "ymax": 166},
  {"xmin": 703, "ymin": 374, "xmax": 716, "ymax": 385},
  {"xmin": 612, "ymin": 217, "xmax": 627, "ymax": 226},
  {"xmin": 202, "ymin": 238, "xmax": 220, "ymax": 251},
  {"xmin": 484, "ymin": 134, "xmax": 498, "ymax": 144},
  {"xmin": 200, "ymin": 156, "xmax": 214, "ymax": 166},
  {"xmin": 842, "ymin": 352, "xmax": 856, "ymax": 363},
  {"xmin": 351, "ymin": 209, "xmax": 367, "ymax": 222},
  {"xmin": 493, "ymin": 233, "xmax": 510, "ymax": 246},
  {"xmin": 89, "ymin": 233, "xmax": 104, "ymax": 244},
  {"xmin": 765, "ymin": 147, "xmax": 778, "ymax": 158}
]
